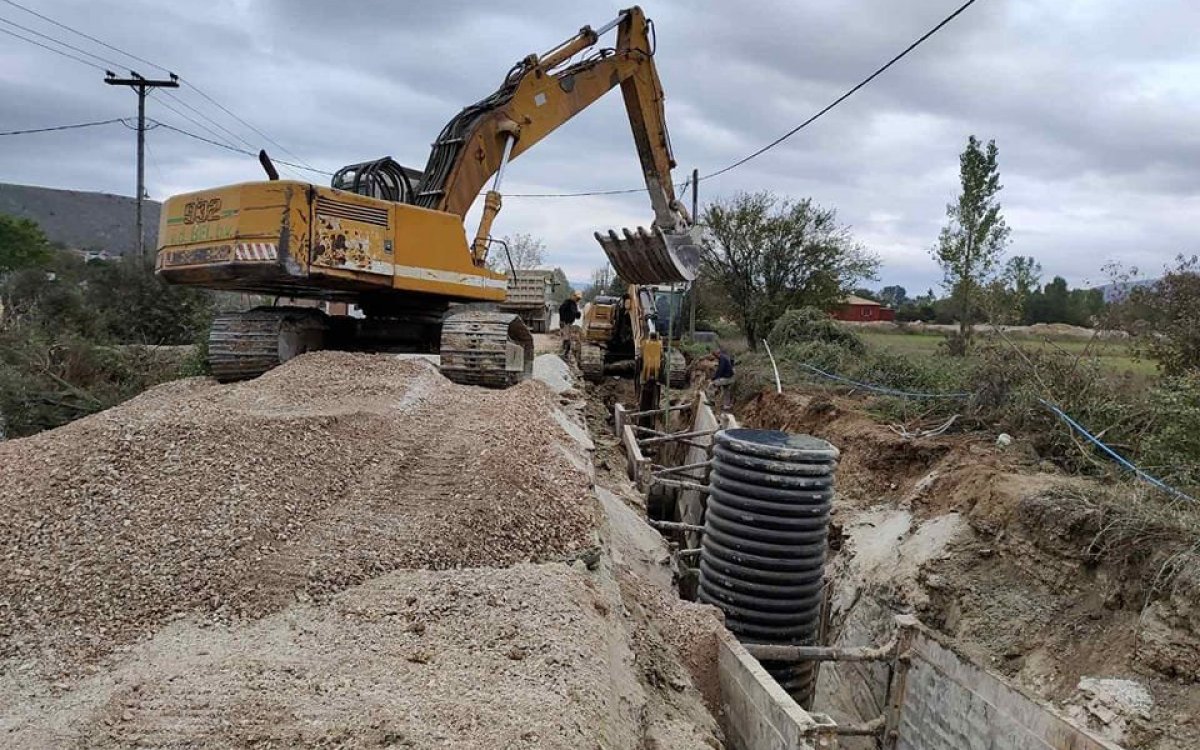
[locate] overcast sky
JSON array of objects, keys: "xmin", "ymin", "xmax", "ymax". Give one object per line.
[{"xmin": 2, "ymin": 0, "xmax": 1198, "ymax": 292}]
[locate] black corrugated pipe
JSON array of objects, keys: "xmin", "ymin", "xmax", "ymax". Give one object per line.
[{"xmin": 697, "ymin": 429, "xmax": 838, "ymax": 709}]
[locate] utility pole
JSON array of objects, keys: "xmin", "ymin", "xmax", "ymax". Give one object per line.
[
  {"xmin": 105, "ymin": 70, "xmax": 178, "ymax": 258},
  {"xmin": 689, "ymin": 167, "xmax": 699, "ymax": 340}
]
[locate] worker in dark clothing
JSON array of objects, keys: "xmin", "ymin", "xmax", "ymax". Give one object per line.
[
  {"xmin": 708, "ymin": 345, "xmax": 735, "ymax": 410},
  {"xmin": 558, "ymin": 291, "xmax": 582, "ymax": 359}
]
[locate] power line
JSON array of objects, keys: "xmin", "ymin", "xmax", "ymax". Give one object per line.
[
  {"xmin": 152, "ymin": 120, "xmax": 333, "ymax": 176},
  {"xmin": 700, "ymin": 0, "xmax": 979, "ymax": 181},
  {"xmin": 0, "ymin": 0, "xmax": 322, "ymax": 174},
  {"xmin": 508, "ymin": 185, "xmax": 679, "ymax": 198},
  {"xmin": 144, "ymin": 137, "xmax": 166, "ymax": 193},
  {"xmin": 159, "ymin": 90, "xmax": 257, "ymax": 150},
  {"xmin": 0, "ymin": 0, "xmax": 168, "ymax": 73},
  {"xmin": 0, "ymin": 25, "xmax": 107, "ymax": 71},
  {"xmin": 149, "ymin": 93, "xmax": 302, "ymax": 180},
  {"xmin": 507, "ymin": 0, "xmax": 981, "ymax": 198},
  {"xmin": 147, "ymin": 92, "xmax": 244, "ymax": 152},
  {"xmin": 0, "ymin": 117, "xmax": 125, "ymax": 136},
  {"xmin": 179, "ymin": 81, "xmax": 321, "ymax": 172},
  {"xmin": 0, "ymin": 13, "xmax": 127, "ymax": 71}
]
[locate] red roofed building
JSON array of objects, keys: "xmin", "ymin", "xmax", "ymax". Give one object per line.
[{"xmin": 832, "ymin": 295, "xmax": 896, "ymax": 322}]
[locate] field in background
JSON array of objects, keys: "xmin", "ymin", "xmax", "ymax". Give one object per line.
[{"xmin": 858, "ymin": 328, "xmax": 1155, "ymax": 377}]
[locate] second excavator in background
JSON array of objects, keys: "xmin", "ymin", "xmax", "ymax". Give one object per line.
[
  {"xmin": 153, "ymin": 6, "xmax": 700, "ymax": 386},
  {"xmin": 580, "ymin": 283, "xmax": 690, "ymax": 411}
]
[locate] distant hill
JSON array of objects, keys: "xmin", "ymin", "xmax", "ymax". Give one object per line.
[{"xmin": 0, "ymin": 183, "xmax": 160, "ymax": 255}]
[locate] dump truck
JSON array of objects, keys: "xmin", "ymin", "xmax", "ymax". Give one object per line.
[{"xmin": 499, "ymin": 269, "xmax": 555, "ymax": 333}]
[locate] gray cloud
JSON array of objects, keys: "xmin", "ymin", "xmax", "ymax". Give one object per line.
[{"xmin": 2, "ymin": 0, "xmax": 1198, "ymax": 291}]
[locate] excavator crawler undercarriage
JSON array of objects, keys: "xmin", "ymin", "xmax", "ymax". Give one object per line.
[{"xmin": 207, "ymin": 307, "xmax": 531, "ymax": 387}]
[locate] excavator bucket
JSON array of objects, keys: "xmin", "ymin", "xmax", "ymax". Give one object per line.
[{"xmin": 595, "ymin": 225, "xmax": 703, "ymax": 285}]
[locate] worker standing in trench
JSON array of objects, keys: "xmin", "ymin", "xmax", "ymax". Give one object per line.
[
  {"xmin": 558, "ymin": 290, "xmax": 583, "ymax": 360},
  {"xmin": 708, "ymin": 345, "xmax": 735, "ymax": 411}
]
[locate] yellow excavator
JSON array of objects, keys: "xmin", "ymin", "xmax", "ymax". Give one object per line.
[
  {"xmin": 155, "ymin": 7, "xmax": 700, "ymax": 386},
  {"xmin": 580, "ymin": 284, "xmax": 689, "ymax": 410}
]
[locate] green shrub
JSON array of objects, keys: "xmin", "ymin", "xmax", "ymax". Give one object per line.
[
  {"xmin": 767, "ymin": 307, "xmax": 864, "ymax": 352},
  {"xmin": 775, "ymin": 339, "xmax": 855, "ymax": 374},
  {"xmin": 963, "ymin": 341, "xmax": 1146, "ymax": 475},
  {"xmin": 1139, "ymin": 374, "xmax": 1200, "ymax": 488},
  {"xmin": 856, "ymin": 348, "xmax": 973, "ymax": 395},
  {"xmin": 0, "ymin": 331, "xmax": 182, "ymax": 438}
]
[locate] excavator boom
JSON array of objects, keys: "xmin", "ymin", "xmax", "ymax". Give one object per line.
[{"xmin": 417, "ymin": 7, "xmax": 701, "ymax": 282}]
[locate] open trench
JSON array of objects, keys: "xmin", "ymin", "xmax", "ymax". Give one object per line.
[{"xmin": 574, "ymin": 365, "xmax": 1200, "ymax": 749}]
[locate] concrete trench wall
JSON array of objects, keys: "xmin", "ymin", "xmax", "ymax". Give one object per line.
[
  {"xmin": 718, "ymin": 629, "xmax": 824, "ymax": 750},
  {"xmin": 890, "ymin": 619, "xmax": 1125, "ymax": 750},
  {"xmin": 718, "ymin": 618, "xmax": 1127, "ymax": 750}
]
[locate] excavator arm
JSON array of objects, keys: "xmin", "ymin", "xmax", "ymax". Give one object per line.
[{"xmin": 416, "ymin": 7, "xmax": 700, "ymax": 282}]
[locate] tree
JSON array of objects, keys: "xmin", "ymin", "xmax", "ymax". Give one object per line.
[
  {"xmin": 486, "ymin": 232, "xmax": 545, "ymax": 272},
  {"xmin": 931, "ymin": 136, "xmax": 1010, "ymax": 348},
  {"xmin": 1109, "ymin": 255, "xmax": 1200, "ymax": 374},
  {"xmin": 1041, "ymin": 276, "xmax": 1071, "ymax": 323},
  {"xmin": 0, "ymin": 214, "xmax": 52, "ymax": 274},
  {"xmin": 701, "ymin": 191, "xmax": 879, "ymax": 349},
  {"xmin": 878, "ymin": 285, "xmax": 907, "ymax": 308},
  {"xmin": 1003, "ymin": 256, "xmax": 1041, "ymax": 298},
  {"xmin": 581, "ymin": 264, "xmax": 624, "ymax": 301},
  {"xmin": 548, "ymin": 267, "xmax": 573, "ymax": 305},
  {"xmin": 989, "ymin": 255, "xmax": 1041, "ymax": 324}
]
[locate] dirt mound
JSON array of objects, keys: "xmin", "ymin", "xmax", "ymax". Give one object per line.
[
  {"xmin": 0, "ymin": 353, "xmax": 596, "ymax": 677},
  {"xmin": 741, "ymin": 390, "xmax": 1013, "ymax": 515}
]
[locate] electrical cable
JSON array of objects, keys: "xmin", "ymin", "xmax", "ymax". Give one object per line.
[
  {"xmin": 0, "ymin": 25, "xmax": 107, "ymax": 71},
  {"xmin": 0, "ymin": 0, "xmax": 321, "ymax": 174},
  {"xmin": 159, "ymin": 90, "xmax": 258, "ymax": 150},
  {"xmin": 0, "ymin": 118, "xmax": 124, "ymax": 135},
  {"xmin": 1, "ymin": 0, "xmax": 167, "ymax": 73},
  {"xmin": 147, "ymin": 93, "xmax": 242, "ymax": 152},
  {"xmin": 0, "ymin": 14, "xmax": 127, "ymax": 70},
  {"xmin": 179, "ymin": 81, "xmax": 321, "ymax": 173},
  {"xmin": 699, "ymin": 0, "xmax": 979, "ymax": 181},
  {"xmin": 152, "ymin": 120, "xmax": 332, "ymax": 175},
  {"xmin": 506, "ymin": 0, "xmax": 981, "ymax": 198}
]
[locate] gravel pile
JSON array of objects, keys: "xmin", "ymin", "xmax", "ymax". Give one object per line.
[
  {"xmin": 0, "ymin": 353, "xmax": 596, "ymax": 676},
  {"xmin": 4, "ymin": 561, "xmax": 722, "ymax": 749},
  {"xmin": 5, "ymin": 565, "xmax": 665, "ymax": 749}
]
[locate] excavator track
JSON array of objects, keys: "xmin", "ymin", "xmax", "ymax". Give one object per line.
[
  {"xmin": 580, "ymin": 343, "xmax": 605, "ymax": 384},
  {"xmin": 208, "ymin": 307, "xmax": 329, "ymax": 383},
  {"xmin": 439, "ymin": 310, "xmax": 533, "ymax": 388}
]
